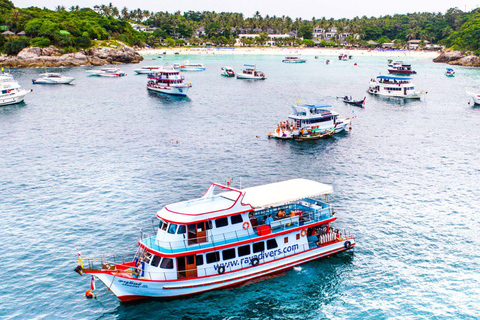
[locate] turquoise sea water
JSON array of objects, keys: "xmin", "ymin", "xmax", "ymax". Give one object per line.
[{"xmin": 0, "ymin": 51, "xmax": 479, "ymax": 319}]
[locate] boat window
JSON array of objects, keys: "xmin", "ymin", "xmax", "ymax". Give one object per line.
[
  {"xmin": 237, "ymin": 245, "xmax": 251, "ymax": 257},
  {"xmin": 230, "ymin": 214, "xmax": 243, "ymax": 225},
  {"xmin": 215, "ymin": 217, "xmax": 229, "ymax": 228},
  {"xmin": 296, "ymin": 234, "xmax": 300, "ymax": 240},
  {"xmin": 267, "ymin": 239, "xmax": 278, "ymax": 250},
  {"xmin": 168, "ymin": 223, "xmax": 178, "ymax": 234},
  {"xmin": 206, "ymin": 220, "xmax": 213, "ymax": 230},
  {"xmin": 151, "ymin": 255, "xmax": 162, "ymax": 267},
  {"xmin": 186, "ymin": 255, "xmax": 195, "ymax": 265},
  {"xmin": 253, "ymin": 242, "xmax": 265, "ymax": 253},
  {"xmin": 161, "ymin": 222, "xmax": 168, "ymax": 231},
  {"xmin": 177, "ymin": 225, "xmax": 186, "ymax": 234},
  {"xmin": 196, "ymin": 255, "xmax": 204, "ymax": 266},
  {"xmin": 222, "ymin": 248, "xmax": 236, "ymax": 261},
  {"xmin": 206, "ymin": 252, "xmax": 220, "ymax": 264},
  {"xmin": 284, "ymin": 237, "xmax": 288, "ymax": 244},
  {"xmin": 160, "ymin": 257, "xmax": 174, "ymax": 269},
  {"xmin": 158, "ymin": 220, "xmax": 165, "ymax": 230}
]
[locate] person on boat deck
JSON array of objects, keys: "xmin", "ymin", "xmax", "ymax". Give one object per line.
[
  {"xmin": 276, "ymin": 210, "xmax": 286, "ymax": 219},
  {"xmin": 264, "ymin": 214, "xmax": 274, "ymax": 226}
]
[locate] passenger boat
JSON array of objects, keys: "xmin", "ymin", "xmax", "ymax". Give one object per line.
[
  {"xmin": 147, "ymin": 67, "xmax": 192, "ymax": 96},
  {"xmin": 86, "ymin": 68, "xmax": 126, "ymax": 77},
  {"xmin": 176, "ymin": 61, "xmax": 206, "ymax": 71},
  {"xmin": 0, "ymin": 77, "xmax": 32, "ymax": 106},
  {"xmin": 282, "ymin": 56, "xmax": 307, "ymax": 63},
  {"xmin": 367, "ymin": 76, "xmax": 425, "ymax": 99},
  {"xmin": 343, "ymin": 96, "xmax": 366, "ymax": 107},
  {"xmin": 445, "ymin": 68, "xmax": 455, "ymax": 77},
  {"xmin": 221, "ymin": 67, "xmax": 235, "ymax": 77},
  {"xmin": 236, "ymin": 65, "xmax": 266, "ymax": 80},
  {"xmin": 466, "ymin": 89, "xmax": 480, "ymax": 105},
  {"xmin": 75, "ymin": 179, "xmax": 355, "ymax": 301},
  {"xmin": 32, "ymin": 73, "xmax": 75, "ymax": 84},
  {"xmin": 134, "ymin": 66, "xmax": 162, "ymax": 74},
  {"xmin": 268, "ymin": 104, "xmax": 352, "ymax": 140},
  {"xmin": 387, "ymin": 61, "xmax": 416, "ymax": 74}
]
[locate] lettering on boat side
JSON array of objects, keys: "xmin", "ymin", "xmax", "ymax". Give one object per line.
[
  {"xmin": 213, "ymin": 244, "xmax": 300, "ymax": 271},
  {"xmin": 118, "ymin": 279, "xmax": 145, "ymax": 288}
]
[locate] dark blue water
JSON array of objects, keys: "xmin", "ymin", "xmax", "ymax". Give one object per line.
[{"xmin": 1, "ymin": 52, "xmax": 479, "ymax": 319}]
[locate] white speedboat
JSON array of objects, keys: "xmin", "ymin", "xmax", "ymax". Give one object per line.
[
  {"xmin": 221, "ymin": 67, "xmax": 235, "ymax": 77},
  {"xmin": 134, "ymin": 66, "xmax": 162, "ymax": 74},
  {"xmin": 282, "ymin": 56, "xmax": 307, "ymax": 63},
  {"xmin": 0, "ymin": 79, "xmax": 32, "ymax": 106},
  {"xmin": 268, "ymin": 104, "xmax": 352, "ymax": 140},
  {"xmin": 32, "ymin": 72, "xmax": 75, "ymax": 84},
  {"xmin": 236, "ymin": 64, "xmax": 266, "ymax": 80},
  {"xmin": 176, "ymin": 61, "xmax": 206, "ymax": 71},
  {"xmin": 368, "ymin": 76, "xmax": 425, "ymax": 99},
  {"xmin": 86, "ymin": 68, "xmax": 126, "ymax": 77},
  {"xmin": 466, "ymin": 89, "xmax": 480, "ymax": 105},
  {"xmin": 75, "ymin": 179, "xmax": 355, "ymax": 301},
  {"xmin": 147, "ymin": 67, "xmax": 192, "ymax": 96}
]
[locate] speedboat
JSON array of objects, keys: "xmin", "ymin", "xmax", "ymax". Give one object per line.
[
  {"xmin": 147, "ymin": 67, "xmax": 192, "ymax": 96},
  {"xmin": 0, "ymin": 78, "xmax": 32, "ymax": 106},
  {"xmin": 32, "ymin": 73, "xmax": 75, "ymax": 84},
  {"xmin": 343, "ymin": 96, "xmax": 366, "ymax": 107},
  {"xmin": 134, "ymin": 66, "xmax": 162, "ymax": 74},
  {"xmin": 445, "ymin": 68, "xmax": 455, "ymax": 77},
  {"xmin": 86, "ymin": 68, "xmax": 126, "ymax": 77},
  {"xmin": 176, "ymin": 61, "xmax": 205, "ymax": 71},
  {"xmin": 282, "ymin": 56, "xmax": 307, "ymax": 63},
  {"xmin": 368, "ymin": 76, "xmax": 425, "ymax": 99},
  {"xmin": 388, "ymin": 61, "xmax": 416, "ymax": 74},
  {"xmin": 74, "ymin": 179, "xmax": 355, "ymax": 301},
  {"xmin": 466, "ymin": 89, "xmax": 480, "ymax": 105},
  {"xmin": 221, "ymin": 67, "xmax": 235, "ymax": 77},
  {"xmin": 338, "ymin": 54, "xmax": 348, "ymax": 60},
  {"xmin": 268, "ymin": 104, "xmax": 352, "ymax": 140},
  {"xmin": 236, "ymin": 64, "xmax": 266, "ymax": 80}
]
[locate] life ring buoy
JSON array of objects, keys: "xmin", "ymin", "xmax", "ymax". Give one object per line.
[
  {"xmin": 243, "ymin": 221, "xmax": 250, "ymax": 229},
  {"xmin": 7, "ymin": 90, "xmax": 11, "ymax": 93},
  {"xmin": 218, "ymin": 265, "xmax": 225, "ymax": 274},
  {"xmin": 251, "ymin": 257, "xmax": 259, "ymax": 266},
  {"xmin": 344, "ymin": 241, "xmax": 352, "ymax": 249},
  {"xmin": 301, "ymin": 229, "xmax": 307, "ymax": 237}
]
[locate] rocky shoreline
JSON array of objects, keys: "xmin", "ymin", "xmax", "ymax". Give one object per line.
[
  {"xmin": 433, "ymin": 50, "xmax": 480, "ymax": 67},
  {"xmin": 0, "ymin": 44, "xmax": 143, "ymax": 68}
]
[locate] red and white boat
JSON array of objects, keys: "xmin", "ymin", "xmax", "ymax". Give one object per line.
[
  {"xmin": 86, "ymin": 67, "xmax": 126, "ymax": 77},
  {"xmin": 387, "ymin": 61, "xmax": 416, "ymax": 75},
  {"xmin": 75, "ymin": 179, "xmax": 355, "ymax": 301},
  {"xmin": 134, "ymin": 66, "xmax": 162, "ymax": 74},
  {"xmin": 147, "ymin": 67, "xmax": 192, "ymax": 96}
]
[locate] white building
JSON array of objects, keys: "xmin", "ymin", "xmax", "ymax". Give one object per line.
[{"xmin": 236, "ymin": 34, "xmax": 291, "ymax": 46}]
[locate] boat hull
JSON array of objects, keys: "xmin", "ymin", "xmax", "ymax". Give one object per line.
[
  {"xmin": 87, "ymin": 239, "xmax": 355, "ymax": 301},
  {"xmin": 0, "ymin": 90, "xmax": 30, "ymax": 106},
  {"xmin": 32, "ymin": 77, "xmax": 75, "ymax": 84},
  {"xmin": 179, "ymin": 67, "xmax": 205, "ymax": 71},
  {"xmin": 367, "ymin": 89, "xmax": 422, "ymax": 99},
  {"xmin": 388, "ymin": 69, "xmax": 416, "ymax": 75},
  {"xmin": 282, "ymin": 60, "xmax": 306, "ymax": 63},
  {"xmin": 147, "ymin": 85, "xmax": 190, "ymax": 96},
  {"xmin": 236, "ymin": 74, "xmax": 266, "ymax": 80}
]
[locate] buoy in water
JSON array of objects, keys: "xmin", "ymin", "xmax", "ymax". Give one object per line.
[{"xmin": 85, "ymin": 290, "xmax": 94, "ymax": 299}]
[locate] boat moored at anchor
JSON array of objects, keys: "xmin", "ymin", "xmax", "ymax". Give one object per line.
[
  {"xmin": 368, "ymin": 76, "xmax": 425, "ymax": 99},
  {"xmin": 75, "ymin": 179, "xmax": 355, "ymax": 301},
  {"xmin": 236, "ymin": 64, "xmax": 266, "ymax": 80},
  {"xmin": 147, "ymin": 67, "xmax": 192, "ymax": 96}
]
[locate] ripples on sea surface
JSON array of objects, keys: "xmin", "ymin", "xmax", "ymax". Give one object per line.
[{"xmin": 0, "ymin": 51, "xmax": 479, "ymax": 319}]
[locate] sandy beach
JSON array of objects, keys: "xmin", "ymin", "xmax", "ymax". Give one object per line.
[{"xmin": 137, "ymin": 47, "xmax": 439, "ymax": 59}]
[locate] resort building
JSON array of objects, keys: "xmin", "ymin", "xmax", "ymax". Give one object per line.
[
  {"xmin": 236, "ymin": 34, "xmax": 291, "ymax": 46},
  {"xmin": 312, "ymin": 27, "xmax": 356, "ymax": 45}
]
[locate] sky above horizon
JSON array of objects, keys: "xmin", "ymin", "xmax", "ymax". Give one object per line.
[{"xmin": 12, "ymin": 0, "xmax": 480, "ymax": 19}]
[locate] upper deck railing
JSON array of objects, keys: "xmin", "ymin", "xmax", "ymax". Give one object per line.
[{"xmin": 140, "ymin": 199, "xmax": 334, "ymax": 254}]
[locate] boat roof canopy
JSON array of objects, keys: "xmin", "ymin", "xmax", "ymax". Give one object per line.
[
  {"xmin": 377, "ymin": 75, "xmax": 412, "ymax": 80},
  {"xmin": 446, "ymin": 68, "xmax": 454, "ymax": 71},
  {"xmin": 234, "ymin": 179, "xmax": 333, "ymax": 209},
  {"xmin": 299, "ymin": 104, "xmax": 332, "ymax": 109}
]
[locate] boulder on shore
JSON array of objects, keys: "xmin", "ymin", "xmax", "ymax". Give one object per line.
[
  {"xmin": 434, "ymin": 50, "xmax": 480, "ymax": 67},
  {"xmin": 0, "ymin": 43, "xmax": 143, "ymax": 68}
]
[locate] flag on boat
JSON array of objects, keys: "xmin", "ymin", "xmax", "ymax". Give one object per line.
[
  {"xmin": 76, "ymin": 248, "xmax": 83, "ymax": 268},
  {"xmin": 90, "ymin": 275, "xmax": 96, "ymax": 291}
]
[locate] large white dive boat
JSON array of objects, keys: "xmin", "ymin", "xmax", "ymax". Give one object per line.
[
  {"xmin": 268, "ymin": 104, "xmax": 352, "ymax": 140},
  {"xmin": 0, "ymin": 77, "xmax": 32, "ymax": 106},
  {"xmin": 282, "ymin": 56, "xmax": 307, "ymax": 63},
  {"xmin": 236, "ymin": 64, "xmax": 266, "ymax": 80},
  {"xmin": 86, "ymin": 68, "xmax": 126, "ymax": 77},
  {"xmin": 76, "ymin": 179, "xmax": 355, "ymax": 301},
  {"xmin": 368, "ymin": 76, "xmax": 425, "ymax": 99},
  {"xmin": 32, "ymin": 73, "xmax": 75, "ymax": 84},
  {"xmin": 134, "ymin": 66, "xmax": 162, "ymax": 74},
  {"xmin": 147, "ymin": 67, "xmax": 192, "ymax": 96}
]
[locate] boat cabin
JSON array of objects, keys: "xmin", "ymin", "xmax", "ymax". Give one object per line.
[
  {"xmin": 148, "ymin": 69, "xmax": 185, "ymax": 86},
  {"xmin": 135, "ymin": 179, "xmax": 338, "ymax": 281},
  {"xmin": 287, "ymin": 104, "xmax": 338, "ymax": 130}
]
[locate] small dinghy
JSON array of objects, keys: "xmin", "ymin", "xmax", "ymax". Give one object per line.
[{"xmin": 342, "ymin": 96, "xmax": 365, "ymax": 107}]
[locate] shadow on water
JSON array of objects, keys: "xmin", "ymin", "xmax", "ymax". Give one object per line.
[
  {"xmin": 108, "ymin": 251, "xmax": 355, "ymax": 320},
  {"xmin": 147, "ymin": 90, "xmax": 192, "ymax": 106},
  {"xmin": 0, "ymin": 102, "xmax": 27, "ymax": 115}
]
